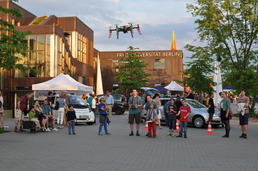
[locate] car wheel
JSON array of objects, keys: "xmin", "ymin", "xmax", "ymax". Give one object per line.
[{"xmin": 193, "ymin": 116, "xmax": 205, "ymax": 128}]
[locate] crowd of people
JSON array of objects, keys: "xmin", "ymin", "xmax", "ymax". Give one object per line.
[{"xmin": 0, "ymin": 89, "xmax": 252, "ymax": 139}]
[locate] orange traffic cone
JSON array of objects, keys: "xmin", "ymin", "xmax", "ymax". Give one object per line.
[
  {"xmin": 205, "ymin": 122, "xmax": 214, "ymax": 135},
  {"xmin": 144, "ymin": 122, "xmax": 149, "ymax": 130},
  {"xmin": 175, "ymin": 119, "xmax": 180, "ymax": 133}
]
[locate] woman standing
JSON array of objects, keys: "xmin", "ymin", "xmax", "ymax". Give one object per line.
[
  {"xmin": 153, "ymin": 94, "xmax": 162, "ymax": 129},
  {"xmin": 91, "ymin": 95, "xmax": 97, "ymax": 114},
  {"xmin": 237, "ymin": 90, "xmax": 250, "ymax": 139},
  {"xmin": 207, "ymin": 93, "xmax": 215, "ymax": 123},
  {"xmin": 220, "ymin": 92, "xmax": 231, "ymax": 138},
  {"xmin": 0, "ymin": 91, "xmax": 4, "ymax": 131}
]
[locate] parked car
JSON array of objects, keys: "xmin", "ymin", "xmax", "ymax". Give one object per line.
[
  {"xmin": 57, "ymin": 95, "xmax": 95, "ymax": 125},
  {"xmin": 140, "ymin": 87, "xmax": 160, "ymax": 98},
  {"xmin": 97, "ymin": 93, "xmax": 127, "ymax": 115},
  {"xmin": 142, "ymin": 97, "xmax": 222, "ymax": 128}
]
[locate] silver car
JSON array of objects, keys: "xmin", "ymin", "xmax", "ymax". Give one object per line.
[{"xmin": 159, "ymin": 98, "xmax": 222, "ymax": 128}]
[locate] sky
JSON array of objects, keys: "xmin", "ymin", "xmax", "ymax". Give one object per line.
[{"xmin": 18, "ymin": 0, "xmax": 197, "ymax": 63}]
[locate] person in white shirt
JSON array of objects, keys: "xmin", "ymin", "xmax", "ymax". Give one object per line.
[{"xmin": 104, "ymin": 91, "xmax": 114, "ymax": 118}]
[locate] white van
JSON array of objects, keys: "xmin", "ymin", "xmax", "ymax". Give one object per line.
[{"xmin": 57, "ymin": 95, "xmax": 95, "ymax": 125}]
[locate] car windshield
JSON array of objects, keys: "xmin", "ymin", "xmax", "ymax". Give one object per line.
[
  {"xmin": 146, "ymin": 89, "xmax": 160, "ymax": 97},
  {"xmin": 187, "ymin": 100, "xmax": 206, "ymax": 108},
  {"xmin": 160, "ymin": 99, "xmax": 170, "ymax": 106},
  {"xmin": 112, "ymin": 94, "xmax": 122, "ymax": 102},
  {"xmin": 70, "ymin": 96, "xmax": 88, "ymax": 108}
]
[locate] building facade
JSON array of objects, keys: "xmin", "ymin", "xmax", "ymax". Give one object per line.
[
  {"xmin": 0, "ymin": 0, "xmax": 97, "ymax": 116},
  {"xmin": 99, "ymin": 50, "xmax": 183, "ymax": 91}
]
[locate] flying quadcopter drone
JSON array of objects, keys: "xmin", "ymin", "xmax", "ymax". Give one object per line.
[{"xmin": 109, "ymin": 23, "xmax": 142, "ymax": 39}]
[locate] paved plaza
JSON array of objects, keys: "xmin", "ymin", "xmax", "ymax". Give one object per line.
[{"xmin": 1, "ymin": 114, "xmax": 258, "ymax": 171}]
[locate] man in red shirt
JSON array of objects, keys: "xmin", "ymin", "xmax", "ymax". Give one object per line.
[{"xmin": 176, "ymin": 100, "xmax": 191, "ymax": 138}]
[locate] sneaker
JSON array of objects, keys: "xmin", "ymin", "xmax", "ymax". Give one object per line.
[
  {"xmin": 129, "ymin": 132, "xmax": 134, "ymax": 136},
  {"xmin": 69, "ymin": 133, "xmax": 71, "ymax": 135},
  {"xmin": 46, "ymin": 128, "xmax": 51, "ymax": 132},
  {"xmin": 53, "ymin": 128, "xmax": 58, "ymax": 131},
  {"xmin": 176, "ymin": 135, "xmax": 182, "ymax": 138},
  {"xmin": 72, "ymin": 133, "xmax": 76, "ymax": 135},
  {"xmin": 184, "ymin": 135, "xmax": 187, "ymax": 138},
  {"xmin": 98, "ymin": 132, "xmax": 103, "ymax": 136},
  {"xmin": 136, "ymin": 132, "xmax": 140, "ymax": 136},
  {"xmin": 105, "ymin": 132, "xmax": 111, "ymax": 135}
]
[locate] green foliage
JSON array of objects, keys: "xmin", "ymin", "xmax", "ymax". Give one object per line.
[
  {"xmin": 115, "ymin": 46, "xmax": 150, "ymax": 93},
  {"xmin": 0, "ymin": 0, "xmax": 29, "ymax": 70},
  {"xmin": 186, "ymin": 0, "xmax": 258, "ymax": 113},
  {"xmin": 183, "ymin": 45, "xmax": 215, "ymax": 94}
]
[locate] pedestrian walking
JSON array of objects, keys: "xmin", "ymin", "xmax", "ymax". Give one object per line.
[
  {"xmin": 166, "ymin": 99, "xmax": 177, "ymax": 136},
  {"xmin": 91, "ymin": 95, "xmax": 97, "ymax": 114},
  {"xmin": 66, "ymin": 105, "xmax": 77, "ymax": 135},
  {"xmin": 208, "ymin": 93, "xmax": 215, "ymax": 122},
  {"xmin": 146, "ymin": 103, "xmax": 158, "ymax": 138},
  {"xmin": 105, "ymin": 91, "xmax": 114, "ymax": 118},
  {"xmin": 220, "ymin": 92, "xmax": 231, "ymax": 138},
  {"xmin": 128, "ymin": 89, "xmax": 143, "ymax": 136},
  {"xmin": 237, "ymin": 90, "xmax": 250, "ymax": 139},
  {"xmin": 177, "ymin": 100, "xmax": 191, "ymax": 138},
  {"xmin": 0, "ymin": 91, "xmax": 4, "ymax": 131},
  {"xmin": 97, "ymin": 98, "xmax": 111, "ymax": 135},
  {"xmin": 153, "ymin": 94, "xmax": 162, "ymax": 129}
]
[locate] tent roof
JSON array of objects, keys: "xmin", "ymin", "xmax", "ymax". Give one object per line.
[
  {"xmin": 32, "ymin": 73, "xmax": 93, "ymax": 93},
  {"xmin": 164, "ymin": 81, "xmax": 184, "ymax": 91}
]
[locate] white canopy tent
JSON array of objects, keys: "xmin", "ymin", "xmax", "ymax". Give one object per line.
[
  {"xmin": 165, "ymin": 81, "xmax": 184, "ymax": 91},
  {"xmin": 32, "ymin": 73, "xmax": 93, "ymax": 93}
]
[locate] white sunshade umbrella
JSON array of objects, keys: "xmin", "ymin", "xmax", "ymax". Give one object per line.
[{"xmin": 165, "ymin": 81, "xmax": 184, "ymax": 91}]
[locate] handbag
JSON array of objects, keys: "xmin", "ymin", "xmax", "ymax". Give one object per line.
[{"xmin": 228, "ymin": 110, "xmax": 233, "ymax": 120}]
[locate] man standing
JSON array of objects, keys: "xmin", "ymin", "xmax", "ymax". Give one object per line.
[
  {"xmin": 19, "ymin": 92, "xmax": 33, "ymax": 131},
  {"xmin": 220, "ymin": 92, "xmax": 231, "ymax": 138},
  {"xmin": 237, "ymin": 90, "xmax": 250, "ymax": 139},
  {"xmin": 128, "ymin": 90, "xmax": 143, "ymax": 136},
  {"xmin": 105, "ymin": 91, "xmax": 114, "ymax": 118}
]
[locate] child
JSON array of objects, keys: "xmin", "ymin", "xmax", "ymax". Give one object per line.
[
  {"xmin": 167, "ymin": 103, "xmax": 177, "ymax": 136},
  {"xmin": 177, "ymin": 100, "xmax": 191, "ymax": 138},
  {"xmin": 146, "ymin": 103, "xmax": 158, "ymax": 138},
  {"xmin": 28, "ymin": 107, "xmax": 41, "ymax": 129},
  {"xmin": 66, "ymin": 105, "xmax": 77, "ymax": 135},
  {"xmin": 97, "ymin": 98, "xmax": 111, "ymax": 135}
]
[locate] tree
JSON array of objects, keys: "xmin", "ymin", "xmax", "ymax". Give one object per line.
[
  {"xmin": 183, "ymin": 45, "xmax": 215, "ymax": 94},
  {"xmin": 115, "ymin": 46, "xmax": 150, "ymax": 94},
  {"xmin": 0, "ymin": 0, "xmax": 29, "ymax": 70},
  {"xmin": 186, "ymin": 0, "xmax": 258, "ymax": 113}
]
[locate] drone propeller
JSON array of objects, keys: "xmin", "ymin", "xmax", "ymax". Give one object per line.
[{"xmin": 136, "ymin": 24, "xmax": 142, "ymax": 35}]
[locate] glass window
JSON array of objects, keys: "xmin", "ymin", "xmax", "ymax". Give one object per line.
[{"xmin": 154, "ymin": 58, "xmax": 165, "ymax": 69}]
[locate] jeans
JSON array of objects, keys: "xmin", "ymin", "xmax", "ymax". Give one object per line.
[
  {"xmin": 167, "ymin": 114, "xmax": 176, "ymax": 130},
  {"xmin": 222, "ymin": 120, "xmax": 230, "ymax": 136},
  {"xmin": 179, "ymin": 121, "xmax": 187, "ymax": 136},
  {"xmin": 54, "ymin": 110, "xmax": 64, "ymax": 125},
  {"xmin": 99, "ymin": 117, "xmax": 108, "ymax": 133},
  {"xmin": 68, "ymin": 120, "xmax": 75, "ymax": 134}
]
